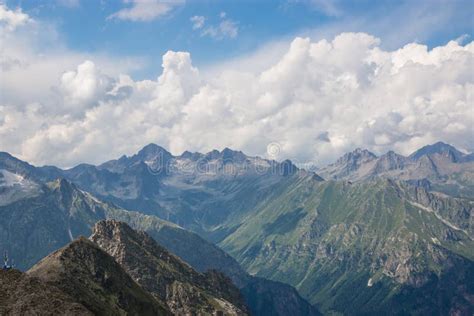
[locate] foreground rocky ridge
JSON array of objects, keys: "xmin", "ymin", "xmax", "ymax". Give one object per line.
[
  {"xmin": 1, "ymin": 221, "xmax": 250, "ymax": 315},
  {"xmin": 28, "ymin": 236, "xmax": 171, "ymax": 315},
  {"xmin": 90, "ymin": 220, "xmax": 247, "ymax": 315}
]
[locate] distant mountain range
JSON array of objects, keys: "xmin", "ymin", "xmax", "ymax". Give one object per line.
[
  {"xmin": 318, "ymin": 142, "xmax": 474, "ymax": 198},
  {"xmin": 0, "ymin": 141, "xmax": 473, "ymax": 315}
]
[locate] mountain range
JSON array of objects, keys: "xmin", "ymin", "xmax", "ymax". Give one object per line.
[
  {"xmin": 0, "ymin": 173, "xmax": 318, "ymax": 315},
  {"xmin": 318, "ymin": 142, "xmax": 474, "ymax": 198},
  {"xmin": 0, "ymin": 141, "xmax": 473, "ymax": 315}
]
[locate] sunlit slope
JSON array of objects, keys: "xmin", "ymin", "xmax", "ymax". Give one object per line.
[{"xmin": 220, "ymin": 178, "xmax": 474, "ymax": 314}]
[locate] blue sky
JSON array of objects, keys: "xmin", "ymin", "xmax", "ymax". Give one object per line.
[{"xmin": 7, "ymin": 0, "xmax": 473, "ymax": 79}]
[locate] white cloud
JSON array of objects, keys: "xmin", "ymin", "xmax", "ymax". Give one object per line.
[
  {"xmin": 190, "ymin": 15, "xmax": 205, "ymax": 30},
  {"xmin": 58, "ymin": 60, "xmax": 115, "ymax": 113},
  {"xmin": 0, "ymin": 4, "xmax": 31, "ymax": 31},
  {"xmin": 2, "ymin": 32, "xmax": 473, "ymax": 168},
  {"xmin": 108, "ymin": 0, "xmax": 185, "ymax": 22},
  {"xmin": 0, "ymin": 3, "xmax": 143, "ymax": 109}
]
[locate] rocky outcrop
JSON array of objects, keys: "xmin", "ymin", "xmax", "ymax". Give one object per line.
[
  {"xmin": 27, "ymin": 237, "xmax": 171, "ymax": 316},
  {"xmin": 90, "ymin": 220, "xmax": 248, "ymax": 315}
]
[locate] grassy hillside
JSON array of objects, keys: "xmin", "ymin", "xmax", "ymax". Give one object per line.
[{"xmin": 220, "ymin": 178, "xmax": 474, "ymax": 314}]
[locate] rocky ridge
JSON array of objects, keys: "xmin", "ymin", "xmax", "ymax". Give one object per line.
[{"xmin": 90, "ymin": 220, "xmax": 247, "ymax": 315}]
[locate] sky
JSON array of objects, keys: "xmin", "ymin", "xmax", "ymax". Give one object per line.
[{"xmin": 0, "ymin": 0, "xmax": 473, "ymax": 168}]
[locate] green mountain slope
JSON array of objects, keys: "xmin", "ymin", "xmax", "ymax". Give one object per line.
[{"xmin": 220, "ymin": 179, "xmax": 474, "ymax": 315}]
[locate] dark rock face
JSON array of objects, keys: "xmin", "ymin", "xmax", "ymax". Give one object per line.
[
  {"xmin": 241, "ymin": 278, "xmax": 321, "ymax": 316},
  {"xmin": 90, "ymin": 220, "xmax": 248, "ymax": 315},
  {"xmin": 0, "ymin": 269, "xmax": 92, "ymax": 316},
  {"xmin": 27, "ymin": 237, "xmax": 171, "ymax": 316}
]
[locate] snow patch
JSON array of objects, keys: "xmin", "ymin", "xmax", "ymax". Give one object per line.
[
  {"xmin": 0, "ymin": 169, "xmax": 41, "ymax": 206},
  {"xmin": 0, "ymin": 169, "xmax": 27, "ymax": 187}
]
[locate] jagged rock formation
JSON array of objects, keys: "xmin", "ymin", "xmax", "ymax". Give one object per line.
[
  {"xmin": 318, "ymin": 142, "xmax": 474, "ymax": 198},
  {"xmin": 90, "ymin": 220, "xmax": 247, "ymax": 315},
  {"xmin": 106, "ymin": 211, "xmax": 321, "ymax": 316},
  {"xmin": 27, "ymin": 237, "xmax": 171, "ymax": 315},
  {"xmin": 319, "ymin": 148, "xmax": 378, "ymax": 180},
  {"xmin": 28, "ymin": 144, "xmax": 314, "ymax": 239}
]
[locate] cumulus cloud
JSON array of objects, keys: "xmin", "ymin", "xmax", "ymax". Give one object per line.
[
  {"xmin": 0, "ymin": 4, "xmax": 31, "ymax": 31},
  {"xmin": 0, "ymin": 3, "xmax": 143, "ymax": 109},
  {"xmin": 60, "ymin": 61, "xmax": 102, "ymax": 101},
  {"xmin": 0, "ymin": 12, "xmax": 473, "ymax": 168},
  {"xmin": 58, "ymin": 60, "xmax": 115, "ymax": 112},
  {"xmin": 108, "ymin": 0, "xmax": 185, "ymax": 22}
]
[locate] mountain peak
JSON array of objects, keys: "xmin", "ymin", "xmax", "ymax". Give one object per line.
[
  {"xmin": 136, "ymin": 144, "xmax": 172, "ymax": 159},
  {"xmin": 409, "ymin": 142, "xmax": 465, "ymax": 162},
  {"xmin": 180, "ymin": 150, "xmax": 203, "ymax": 160},
  {"xmin": 202, "ymin": 147, "xmax": 248, "ymax": 162},
  {"xmin": 92, "ymin": 219, "xmax": 135, "ymax": 242},
  {"xmin": 49, "ymin": 178, "xmax": 78, "ymax": 197},
  {"xmin": 379, "ymin": 150, "xmax": 406, "ymax": 160},
  {"xmin": 372, "ymin": 150, "xmax": 408, "ymax": 173},
  {"xmin": 221, "ymin": 147, "xmax": 247, "ymax": 161},
  {"xmin": 336, "ymin": 148, "xmax": 377, "ymax": 165}
]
